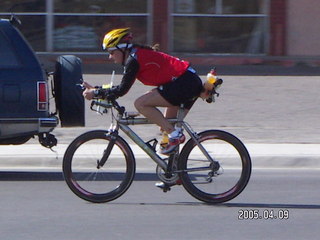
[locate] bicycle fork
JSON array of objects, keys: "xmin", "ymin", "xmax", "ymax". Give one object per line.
[{"xmin": 97, "ymin": 130, "xmax": 118, "ymax": 169}]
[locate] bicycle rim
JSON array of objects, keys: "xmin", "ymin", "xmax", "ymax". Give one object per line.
[
  {"xmin": 179, "ymin": 130, "xmax": 251, "ymax": 204},
  {"xmin": 63, "ymin": 130, "xmax": 135, "ymax": 203}
]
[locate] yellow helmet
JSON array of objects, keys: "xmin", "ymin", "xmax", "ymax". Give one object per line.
[{"xmin": 102, "ymin": 28, "xmax": 132, "ymax": 50}]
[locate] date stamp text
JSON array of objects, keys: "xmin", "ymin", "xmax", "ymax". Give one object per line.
[{"xmin": 238, "ymin": 209, "xmax": 289, "ymax": 220}]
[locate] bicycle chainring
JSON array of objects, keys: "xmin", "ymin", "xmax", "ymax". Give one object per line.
[{"xmin": 156, "ymin": 158, "xmax": 179, "ymax": 184}]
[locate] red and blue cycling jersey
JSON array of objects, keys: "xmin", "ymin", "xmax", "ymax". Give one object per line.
[{"xmin": 109, "ymin": 46, "xmax": 190, "ymax": 97}]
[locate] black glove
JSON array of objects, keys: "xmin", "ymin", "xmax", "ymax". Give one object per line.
[{"xmin": 93, "ymin": 87, "xmax": 117, "ymax": 101}]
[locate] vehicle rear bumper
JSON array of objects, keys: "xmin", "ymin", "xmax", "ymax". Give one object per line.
[
  {"xmin": 0, "ymin": 116, "xmax": 59, "ymax": 139},
  {"xmin": 39, "ymin": 117, "xmax": 59, "ymax": 132}
]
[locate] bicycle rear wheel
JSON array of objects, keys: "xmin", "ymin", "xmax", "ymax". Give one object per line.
[
  {"xmin": 179, "ymin": 130, "xmax": 251, "ymax": 204},
  {"xmin": 63, "ymin": 130, "xmax": 135, "ymax": 203}
]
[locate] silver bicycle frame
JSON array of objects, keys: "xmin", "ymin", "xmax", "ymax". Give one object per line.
[
  {"xmin": 117, "ymin": 117, "xmax": 177, "ymax": 171},
  {"xmin": 114, "ymin": 107, "xmax": 216, "ymax": 171}
]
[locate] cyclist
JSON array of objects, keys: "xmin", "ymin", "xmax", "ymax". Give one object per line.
[{"xmin": 83, "ymin": 28, "xmax": 203, "ymax": 155}]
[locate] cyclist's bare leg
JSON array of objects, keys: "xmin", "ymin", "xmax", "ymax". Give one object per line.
[
  {"xmin": 164, "ymin": 106, "xmax": 189, "ymax": 120},
  {"xmin": 134, "ymin": 89, "xmax": 175, "ymax": 134},
  {"xmin": 135, "ymin": 89, "xmax": 186, "ymax": 189},
  {"xmin": 159, "ymin": 106, "xmax": 189, "ymax": 148},
  {"xmin": 159, "ymin": 107, "xmax": 179, "ymax": 133},
  {"xmin": 162, "ymin": 106, "xmax": 189, "ymax": 132},
  {"xmin": 164, "ymin": 106, "xmax": 178, "ymax": 119}
]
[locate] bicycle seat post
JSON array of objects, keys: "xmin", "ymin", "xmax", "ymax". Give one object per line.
[{"xmin": 176, "ymin": 104, "xmax": 186, "ymax": 128}]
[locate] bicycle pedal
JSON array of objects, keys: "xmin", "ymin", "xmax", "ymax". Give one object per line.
[
  {"xmin": 155, "ymin": 182, "xmax": 171, "ymax": 192},
  {"xmin": 163, "ymin": 187, "xmax": 171, "ymax": 193}
]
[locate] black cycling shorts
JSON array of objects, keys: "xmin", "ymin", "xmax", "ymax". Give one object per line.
[{"xmin": 157, "ymin": 69, "xmax": 203, "ymax": 110}]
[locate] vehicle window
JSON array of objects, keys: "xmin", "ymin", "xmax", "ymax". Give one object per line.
[{"xmin": 0, "ymin": 30, "xmax": 21, "ymax": 68}]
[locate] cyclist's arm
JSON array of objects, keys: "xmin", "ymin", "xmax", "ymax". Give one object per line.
[
  {"xmin": 110, "ymin": 56, "xmax": 139, "ymax": 97},
  {"xmin": 94, "ymin": 56, "xmax": 139, "ymax": 99}
]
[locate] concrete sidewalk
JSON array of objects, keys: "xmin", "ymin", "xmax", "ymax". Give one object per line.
[{"xmin": 0, "ymin": 143, "xmax": 319, "ymax": 172}]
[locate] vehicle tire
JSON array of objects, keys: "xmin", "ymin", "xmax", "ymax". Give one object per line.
[
  {"xmin": 178, "ymin": 130, "xmax": 251, "ymax": 204},
  {"xmin": 54, "ymin": 55, "xmax": 85, "ymax": 127},
  {"xmin": 63, "ymin": 130, "xmax": 136, "ymax": 203}
]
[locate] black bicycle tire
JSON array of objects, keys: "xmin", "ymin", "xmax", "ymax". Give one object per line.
[
  {"xmin": 63, "ymin": 130, "xmax": 135, "ymax": 203},
  {"xmin": 178, "ymin": 130, "xmax": 251, "ymax": 204}
]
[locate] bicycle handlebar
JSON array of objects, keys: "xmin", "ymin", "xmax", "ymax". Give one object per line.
[
  {"xmin": 91, "ymin": 100, "xmax": 112, "ymax": 109},
  {"xmin": 91, "ymin": 98, "xmax": 125, "ymax": 115}
]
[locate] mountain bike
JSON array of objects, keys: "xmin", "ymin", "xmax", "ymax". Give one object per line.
[{"xmin": 62, "ymin": 80, "xmax": 252, "ymax": 204}]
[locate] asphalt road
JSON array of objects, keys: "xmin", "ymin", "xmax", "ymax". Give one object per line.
[{"xmin": 0, "ymin": 169, "xmax": 320, "ymax": 240}]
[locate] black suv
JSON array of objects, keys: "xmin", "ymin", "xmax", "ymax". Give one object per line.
[{"xmin": 0, "ymin": 17, "xmax": 84, "ymax": 147}]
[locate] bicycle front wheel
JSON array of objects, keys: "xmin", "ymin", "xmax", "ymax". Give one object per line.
[
  {"xmin": 179, "ymin": 130, "xmax": 251, "ymax": 204},
  {"xmin": 63, "ymin": 130, "xmax": 135, "ymax": 203}
]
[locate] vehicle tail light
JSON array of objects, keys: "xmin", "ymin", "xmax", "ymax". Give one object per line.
[{"xmin": 37, "ymin": 82, "xmax": 48, "ymax": 111}]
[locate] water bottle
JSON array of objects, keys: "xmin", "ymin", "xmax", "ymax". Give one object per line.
[
  {"xmin": 205, "ymin": 69, "xmax": 217, "ymax": 91},
  {"xmin": 200, "ymin": 69, "xmax": 217, "ymax": 100}
]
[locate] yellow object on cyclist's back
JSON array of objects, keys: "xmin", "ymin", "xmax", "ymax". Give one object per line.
[
  {"xmin": 203, "ymin": 69, "xmax": 217, "ymax": 92},
  {"xmin": 200, "ymin": 69, "xmax": 218, "ymax": 100}
]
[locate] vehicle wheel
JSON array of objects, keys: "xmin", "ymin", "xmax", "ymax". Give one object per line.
[
  {"xmin": 63, "ymin": 130, "xmax": 136, "ymax": 203},
  {"xmin": 178, "ymin": 130, "xmax": 252, "ymax": 204},
  {"xmin": 54, "ymin": 55, "xmax": 85, "ymax": 127}
]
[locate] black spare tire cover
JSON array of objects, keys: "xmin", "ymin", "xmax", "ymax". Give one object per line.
[{"xmin": 54, "ymin": 55, "xmax": 85, "ymax": 127}]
